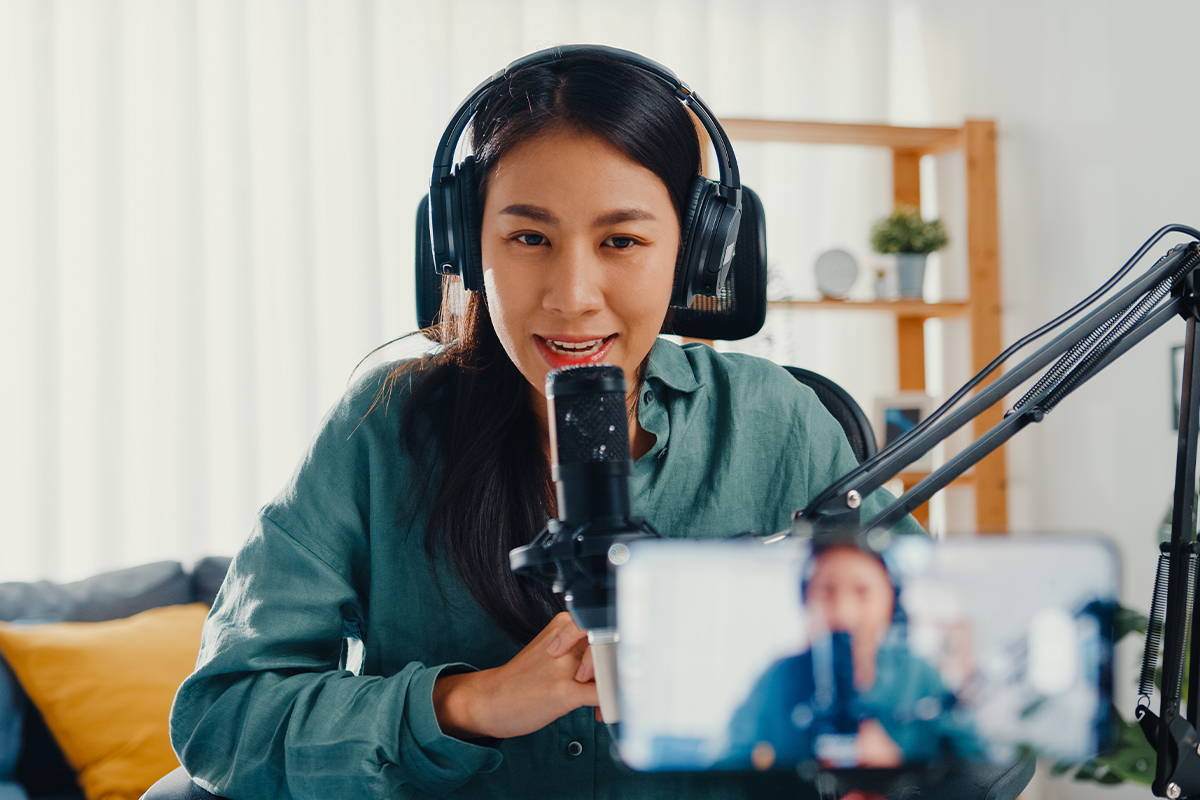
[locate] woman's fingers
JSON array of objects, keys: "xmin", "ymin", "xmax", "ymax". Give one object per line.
[
  {"xmin": 572, "ymin": 676, "xmax": 600, "ymax": 707},
  {"xmin": 443, "ymin": 611, "xmax": 601, "ymax": 740},
  {"xmin": 575, "ymin": 643, "xmax": 595, "ymax": 682},
  {"xmin": 546, "ymin": 611, "xmax": 588, "ymax": 657}
]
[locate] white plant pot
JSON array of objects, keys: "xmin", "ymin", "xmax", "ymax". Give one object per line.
[{"xmin": 896, "ymin": 253, "xmax": 928, "ymax": 299}]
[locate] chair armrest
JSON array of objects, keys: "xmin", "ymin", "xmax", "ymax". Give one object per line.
[{"xmin": 140, "ymin": 767, "xmax": 230, "ymax": 800}]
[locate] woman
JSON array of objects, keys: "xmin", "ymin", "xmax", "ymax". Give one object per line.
[
  {"xmin": 721, "ymin": 545, "xmax": 983, "ymax": 772},
  {"xmin": 169, "ymin": 47, "xmax": 918, "ymax": 799}
]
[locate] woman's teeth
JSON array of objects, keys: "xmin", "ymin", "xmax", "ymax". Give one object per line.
[{"xmin": 545, "ymin": 337, "xmax": 607, "ymax": 355}]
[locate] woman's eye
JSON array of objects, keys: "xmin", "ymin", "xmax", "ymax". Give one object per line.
[
  {"xmin": 515, "ymin": 233, "xmax": 547, "ymax": 247},
  {"xmin": 604, "ymin": 235, "xmax": 637, "ymax": 249}
]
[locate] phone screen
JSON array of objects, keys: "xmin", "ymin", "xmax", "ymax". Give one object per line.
[{"xmin": 615, "ymin": 535, "xmax": 1116, "ymax": 773}]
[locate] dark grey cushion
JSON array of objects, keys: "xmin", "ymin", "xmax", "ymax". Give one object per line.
[
  {"xmin": 0, "ymin": 561, "xmax": 190, "ymax": 624},
  {"xmin": 0, "ymin": 661, "xmax": 23, "ymax": 785},
  {"xmin": 13, "ymin": 701, "xmax": 81, "ymax": 799},
  {"xmin": 189, "ymin": 558, "xmax": 232, "ymax": 608}
]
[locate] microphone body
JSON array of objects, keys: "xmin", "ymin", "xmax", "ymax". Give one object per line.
[
  {"xmin": 810, "ymin": 630, "xmax": 861, "ymax": 766},
  {"xmin": 510, "ymin": 365, "xmax": 658, "ymax": 723}
]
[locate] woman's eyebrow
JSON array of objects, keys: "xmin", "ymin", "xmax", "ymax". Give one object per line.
[
  {"xmin": 593, "ymin": 208, "xmax": 656, "ymax": 226},
  {"xmin": 498, "ymin": 204, "xmax": 558, "ymax": 223},
  {"xmin": 497, "ymin": 205, "xmax": 657, "ymax": 226}
]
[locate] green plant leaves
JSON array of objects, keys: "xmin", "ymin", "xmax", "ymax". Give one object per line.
[
  {"xmin": 869, "ymin": 205, "xmax": 949, "ymax": 255},
  {"xmin": 1116, "ymin": 605, "xmax": 1150, "ymax": 641}
]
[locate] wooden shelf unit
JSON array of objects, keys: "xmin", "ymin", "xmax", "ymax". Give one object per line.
[
  {"xmin": 721, "ymin": 118, "xmax": 1007, "ymax": 533},
  {"xmin": 766, "ymin": 299, "xmax": 970, "ymax": 318}
]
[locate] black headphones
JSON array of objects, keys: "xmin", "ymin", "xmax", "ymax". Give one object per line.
[{"xmin": 427, "ymin": 44, "xmax": 742, "ymax": 309}]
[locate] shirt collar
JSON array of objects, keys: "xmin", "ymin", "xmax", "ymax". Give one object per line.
[{"xmin": 643, "ymin": 338, "xmax": 701, "ymax": 394}]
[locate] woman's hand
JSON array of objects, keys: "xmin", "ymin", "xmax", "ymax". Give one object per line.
[
  {"xmin": 855, "ymin": 719, "xmax": 902, "ymax": 768},
  {"xmin": 829, "ymin": 722, "xmax": 899, "ymax": 800},
  {"xmin": 432, "ymin": 612, "xmax": 599, "ymax": 740}
]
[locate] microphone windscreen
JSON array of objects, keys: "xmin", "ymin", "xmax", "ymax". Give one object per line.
[{"xmin": 546, "ymin": 365, "xmax": 630, "ymax": 466}]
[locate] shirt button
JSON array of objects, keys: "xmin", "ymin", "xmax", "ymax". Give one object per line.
[
  {"xmin": 566, "ymin": 740, "xmax": 584, "ymax": 758},
  {"xmin": 643, "ymin": 389, "xmax": 653, "ymax": 404}
]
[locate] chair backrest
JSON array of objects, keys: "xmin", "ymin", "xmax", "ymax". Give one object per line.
[{"xmin": 784, "ymin": 367, "xmax": 878, "ymax": 464}]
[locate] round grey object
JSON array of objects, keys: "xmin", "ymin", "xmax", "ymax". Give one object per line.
[{"xmin": 814, "ymin": 248, "xmax": 859, "ymax": 298}]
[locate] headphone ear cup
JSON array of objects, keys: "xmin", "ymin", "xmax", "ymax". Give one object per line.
[
  {"xmin": 674, "ymin": 176, "xmax": 713, "ymax": 308},
  {"xmin": 455, "ymin": 156, "xmax": 485, "ymax": 293}
]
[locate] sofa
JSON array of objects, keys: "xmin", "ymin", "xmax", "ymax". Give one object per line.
[
  {"xmin": 0, "ymin": 558, "xmax": 231, "ymax": 800},
  {"xmin": 1, "ymin": 558, "xmax": 1036, "ymax": 800}
]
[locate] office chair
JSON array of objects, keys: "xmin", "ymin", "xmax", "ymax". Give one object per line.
[
  {"xmin": 142, "ymin": 768, "xmax": 220, "ymax": 800},
  {"xmin": 784, "ymin": 367, "xmax": 877, "ymax": 463}
]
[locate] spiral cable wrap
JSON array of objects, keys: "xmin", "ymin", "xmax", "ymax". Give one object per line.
[
  {"xmin": 1040, "ymin": 247, "xmax": 1200, "ymax": 415},
  {"xmin": 1011, "ymin": 311, "xmax": 1124, "ymax": 413},
  {"xmin": 1183, "ymin": 554, "xmax": 1198, "ymax": 692},
  {"xmin": 1139, "ymin": 553, "xmax": 1170, "ymax": 702}
]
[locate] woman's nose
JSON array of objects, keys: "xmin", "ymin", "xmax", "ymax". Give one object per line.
[
  {"xmin": 822, "ymin": 596, "xmax": 860, "ymax": 632},
  {"xmin": 543, "ymin": 243, "xmax": 604, "ymax": 317}
]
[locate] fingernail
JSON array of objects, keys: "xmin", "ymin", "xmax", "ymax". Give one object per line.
[
  {"xmin": 547, "ymin": 635, "xmax": 562, "ymax": 655},
  {"xmin": 575, "ymin": 665, "xmax": 587, "ymax": 681}
]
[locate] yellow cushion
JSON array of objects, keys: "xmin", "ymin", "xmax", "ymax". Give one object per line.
[{"xmin": 0, "ymin": 603, "xmax": 209, "ymax": 800}]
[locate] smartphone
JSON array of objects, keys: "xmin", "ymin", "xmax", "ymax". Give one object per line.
[{"xmin": 614, "ymin": 534, "xmax": 1116, "ymax": 773}]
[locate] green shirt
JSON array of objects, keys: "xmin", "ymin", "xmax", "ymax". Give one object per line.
[{"xmin": 169, "ymin": 340, "xmax": 921, "ymax": 799}]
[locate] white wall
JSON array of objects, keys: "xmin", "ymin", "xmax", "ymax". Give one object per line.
[
  {"xmin": 0, "ymin": 0, "xmax": 911, "ymax": 582},
  {"xmin": 927, "ymin": 0, "xmax": 1200, "ymax": 651},
  {"xmin": 921, "ymin": 4, "xmax": 1199, "ymax": 796}
]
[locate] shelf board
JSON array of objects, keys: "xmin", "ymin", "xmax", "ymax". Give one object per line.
[
  {"xmin": 896, "ymin": 471, "xmax": 975, "ymax": 487},
  {"xmin": 767, "ymin": 299, "xmax": 969, "ymax": 318},
  {"xmin": 721, "ymin": 118, "xmax": 963, "ymax": 155}
]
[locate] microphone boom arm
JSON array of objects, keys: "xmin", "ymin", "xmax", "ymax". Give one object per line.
[
  {"xmin": 864, "ymin": 295, "xmax": 1183, "ymax": 533},
  {"xmin": 799, "ymin": 230, "xmax": 1200, "ymax": 533}
]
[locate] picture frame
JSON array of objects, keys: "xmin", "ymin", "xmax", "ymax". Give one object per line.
[{"xmin": 874, "ymin": 393, "xmax": 935, "ymax": 472}]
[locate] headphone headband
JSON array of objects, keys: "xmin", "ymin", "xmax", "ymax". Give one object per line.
[
  {"xmin": 431, "ymin": 45, "xmax": 740, "ymax": 192},
  {"xmin": 428, "ymin": 44, "xmax": 742, "ymax": 303}
]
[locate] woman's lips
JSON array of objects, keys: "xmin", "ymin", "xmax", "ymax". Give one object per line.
[{"xmin": 534, "ymin": 334, "xmax": 617, "ymax": 369}]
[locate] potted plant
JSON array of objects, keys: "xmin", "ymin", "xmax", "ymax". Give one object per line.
[
  {"xmin": 869, "ymin": 205, "xmax": 949, "ymax": 299},
  {"xmin": 1052, "ymin": 496, "xmax": 1199, "ymax": 789}
]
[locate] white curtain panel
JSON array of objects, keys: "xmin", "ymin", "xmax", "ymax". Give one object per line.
[{"xmin": 0, "ymin": 0, "xmax": 925, "ymax": 582}]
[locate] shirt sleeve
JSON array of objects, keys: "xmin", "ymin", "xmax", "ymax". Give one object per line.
[
  {"xmin": 169, "ymin": 516, "xmax": 503, "ymax": 799},
  {"xmin": 169, "ymin": 370, "xmax": 503, "ymax": 799}
]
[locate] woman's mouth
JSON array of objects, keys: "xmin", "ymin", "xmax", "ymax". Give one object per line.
[{"xmin": 535, "ymin": 334, "xmax": 617, "ymax": 367}]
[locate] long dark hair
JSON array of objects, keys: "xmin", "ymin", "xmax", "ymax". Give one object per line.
[{"xmin": 393, "ymin": 50, "xmax": 701, "ymax": 644}]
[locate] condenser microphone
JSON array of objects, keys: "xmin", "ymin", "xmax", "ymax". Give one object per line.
[
  {"xmin": 510, "ymin": 364, "xmax": 658, "ymax": 725},
  {"xmin": 548, "ymin": 364, "xmax": 636, "ymax": 628}
]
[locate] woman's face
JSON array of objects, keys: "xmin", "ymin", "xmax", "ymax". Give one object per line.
[
  {"xmin": 479, "ymin": 128, "xmax": 680, "ymax": 412},
  {"xmin": 805, "ymin": 547, "xmax": 895, "ymax": 644}
]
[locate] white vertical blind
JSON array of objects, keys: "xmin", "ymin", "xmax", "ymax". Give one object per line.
[{"xmin": 1, "ymin": 0, "xmax": 921, "ymax": 582}]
